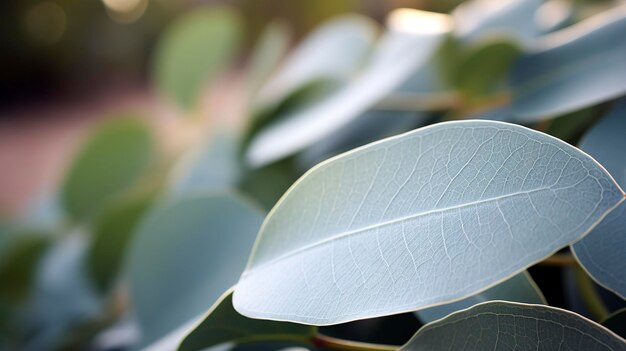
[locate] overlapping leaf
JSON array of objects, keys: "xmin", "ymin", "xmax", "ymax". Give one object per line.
[
  {"xmin": 415, "ymin": 271, "xmax": 545, "ymax": 323},
  {"xmin": 572, "ymin": 99, "xmax": 626, "ymax": 299},
  {"xmin": 402, "ymin": 302, "xmax": 626, "ymax": 350},
  {"xmin": 126, "ymin": 193, "xmax": 263, "ymax": 347},
  {"xmin": 61, "ymin": 117, "xmax": 153, "ymax": 220},
  {"xmin": 246, "ymin": 9, "xmax": 453, "ymax": 166},
  {"xmin": 253, "ymin": 14, "xmax": 377, "ymax": 109},
  {"xmin": 511, "ymin": 6, "xmax": 626, "ymax": 120},
  {"xmin": 234, "ymin": 120, "xmax": 624, "ymax": 325}
]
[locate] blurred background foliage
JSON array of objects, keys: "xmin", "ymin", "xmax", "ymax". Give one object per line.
[{"xmin": 0, "ymin": 0, "xmax": 625, "ymax": 350}]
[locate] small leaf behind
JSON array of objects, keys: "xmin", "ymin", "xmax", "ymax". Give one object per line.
[{"xmin": 401, "ymin": 301, "xmax": 625, "ymax": 350}]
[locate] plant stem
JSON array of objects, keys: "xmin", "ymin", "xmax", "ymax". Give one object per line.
[
  {"xmin": 573, "ymin": 265, "xmax": 610, "ymax": 321},
  {"xmin": 374, "ymin": 92, "xmax": 461, "ymax": 111},
  {"xmin": 312, "ymin": 333, "xmax": 399, "ymax": 351}
]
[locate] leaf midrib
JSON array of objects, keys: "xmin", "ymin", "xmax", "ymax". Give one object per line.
[{"xmin": 244, "ymin": 186, "xmax": 553, "ymax": 276}]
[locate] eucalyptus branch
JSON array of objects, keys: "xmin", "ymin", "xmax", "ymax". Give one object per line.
[
  {"xmin": 573, "ymin": 265, "xmax": 610, "ymax": 321},
  {"xmin": 312, "ymin": 333, "xmax": 399, "ymax": 351}
]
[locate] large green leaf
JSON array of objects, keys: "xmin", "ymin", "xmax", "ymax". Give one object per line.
[
  {"xmin": 179, "ymin": 289, "xmax": 315, "ymax": 351},
  {"xmin": 572, "ymin": 98, "xmax": 626, "ymax": 299},
  {"xmin": 246, "ymin": 9, "xmax": 453, "ymax": 166},
  {"xmin": 415, "ymin": 271, "xmax": 545, "ymax": 323},
  {"xmin": 126, "ymin": 193, "xmax": 264, "ymax": 347},
  {"xmin": 234, "ymin": 120, "xmax": 624, "ymax": 325},
  {"xmin": 511, "ymin": 6, "xmax": 626, "ymax": 120},
  {"xmin": 61, "ymin": 117, "xmax": 153, "ymax": 221},
  {"xmin": 401, "ymin": 301, "xmax": 626, "ymax": 350},
  {"xmin": 153, "ymin": 7, "xmax": 242, "ymax": 110}
]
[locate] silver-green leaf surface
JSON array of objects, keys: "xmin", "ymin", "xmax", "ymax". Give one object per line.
[{"xmin": 234, "ymin": 120, "xmax": 624, "ymax": 325}]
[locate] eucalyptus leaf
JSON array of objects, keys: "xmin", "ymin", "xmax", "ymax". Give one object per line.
[
  {"xmin": 127, "ymin": 193, "xmax": 264, "ymax": 347},
  {"xmin": 234, "ymin": 120, "xmax": 624, "ymax": 325},
  {"xmin": 453, "ymin": 0, "xmax": 542, "ymax": 46},
  {"xmin": 602, "ymin": 308, "xmax": 626, "ymax": 338},
  {"xmin": 572, "ymin": 99, "xmax": 626, "ymax": 299},
  {"xmin": 401, "ymin": 301, "xmax": 626, "ymax": 350},
  {"xmin": 179, "ymin": 289, "xmax": 315, "ymax": 351},
  {"xmin": 153, "ymin": 7, "xmax": 242, "ymax": 110},
  {"xmin": 169, "ymin": 131, "xmax": 241, "ymax": 196},
  {"xmin": 0, "ymin": 233, "xmax": 51, "ymax": 303},
  {"xmin": 246, "ymin": 21, "xmax": 291, "ymax": 95},
  {"xmin": 452, "ymin": 39, "xmax": 521, "ymax": 101},
  {"xmin": 87, "ymin": 190, "xmax": 155, "ymax": 293},
  {"xmin": 511, "ymin": 6, "xmax": 626, "ymax": 120},
  {"xmin": 254, "ymin": 14, "xmax": 377, "ymax": 109},
  {"xmin": 246, "ymin": 9, "xmax": 453, "ymax": 166},
  {"xmin": 27, "ymin": 234, "xmax": 101, "ymax": 351},
  {"xmin": 21, "ymin": 192, "xmax": 64, "ymax": 229},
  {"xmin": 61, "ymin": 117, "xmax": 153, "ymax": 221},
  {"xmin": 415, "ymin": 271, "xmax": 545, "ymax": 323}
]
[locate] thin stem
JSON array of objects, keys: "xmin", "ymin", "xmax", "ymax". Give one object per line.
[
  {"xmin": 312, "ymin": 333, "xmax": 399, "ymax": 351},
  {"xmin": 573, "ymin": 265, "xmax": 610, "ymax": 321},
  {"xmin": 374, "ymin": 92, "xmax": 461, "ymax": 112}
]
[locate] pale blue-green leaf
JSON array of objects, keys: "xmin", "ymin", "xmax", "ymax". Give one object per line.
[
  {"xmin": 602, "ymin": 308, "xmax": 626, "ymax": 338},
  {"xmin": 127, "ymin": 193, "xmax": 264, "ymax": 347},
  {"xmin": 234, "ymin": 120, "xmax": 624, "ymax": 325},
  {"xmin": 246, "ymin": 21, "xmax": 292, "ymax": 95},
  {"xmin": 153, "ymin": 7, "xmax": 242, "ymax": 110},
  {"xmin": 179, "ymin": 289, "xmax": 315, "ymax": 351},
  {"xmin": 254, "ymin": 15, "xmax": 377, "ymax": 109},
  {"xmin": 452, "ymin": 0, "xmax": 542, "ymax": 46},
  {"xmin": 572, "ymin": 99, "xmax": 626, "ymax": 299},
  {"xmin": 21, "ymin": 192, "xmax": 64, "ymax": 229},
  {"xmin": 415, "ymin": 271, "xmax": 545, "ymax": 323},
  {"xmin": 169, "ymin": 132, "xmax": 241, "ymax": 196},
  {"xmin": 401, "ymin": 301, "xmax": 626, "ymax": 350},
  {"xmin": 246, "ymin": 10, "xmax": 452, "ymax": 166},
  {"xmin": 27, "ymin": 234, "xmax": 101, "ymax": 351},
  {"xmin": 511, "ymin": 6, "xmax": 626, "ymax": 120},
  {"xmin": 61, "ymin": 117, "xmax": 153, "ymax": 220}
]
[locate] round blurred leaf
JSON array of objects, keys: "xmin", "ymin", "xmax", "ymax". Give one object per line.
[
  {"xmin": 153, "ymin": 7, "xmax": 242, "ymax": 111},
  {"xmin": 61, "ymin": 116, "xmax": 153, "ymax": 221},
  {"xmin": 127, "ymin": 192, "xmax": 264, "ymax": 347}
]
